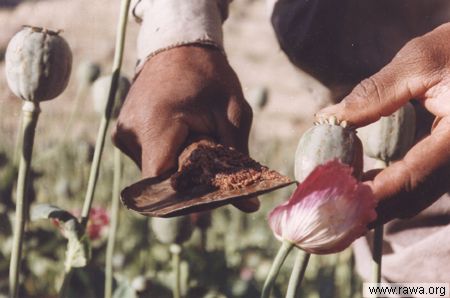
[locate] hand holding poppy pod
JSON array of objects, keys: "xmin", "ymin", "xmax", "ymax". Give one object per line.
[{"xmin": 316, "ymin": 23, "xmax": 450, "ymax": 224}]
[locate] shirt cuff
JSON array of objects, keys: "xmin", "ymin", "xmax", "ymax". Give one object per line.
[{"xmin": 132, "ymin": 0, "xmax": 231, "ymax": 72}]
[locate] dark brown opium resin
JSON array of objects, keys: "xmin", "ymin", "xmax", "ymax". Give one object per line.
[{"xmin": 170, "ymin": 141, "xmax": 289, "ymax": 193}]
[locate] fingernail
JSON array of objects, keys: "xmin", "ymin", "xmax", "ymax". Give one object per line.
[{"xmin": 315, "ymin": 104, "xmax": 339, "ymax": 119}]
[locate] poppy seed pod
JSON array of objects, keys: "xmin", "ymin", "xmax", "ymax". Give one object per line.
[
  {"xmin": 151, "ymin": 216, "xmax": 194, "ymax": 245},
  {"xmin": 76, "ymin": 61, "xmax": 101, "ymax": 87},
  {"xmin": 358, "ymin": 102, "xmax": 416, "ymax": 162},
  {"xmin": 91, "ymin": 74, "xmax": 130, "ymax": 118},
  {"xmin": 5, "ymin": 26, "xmax": 72, "ymax": 102},
  {"xmin": 294, "ymin": 117, "xmax": 363, "ymax": 182}
]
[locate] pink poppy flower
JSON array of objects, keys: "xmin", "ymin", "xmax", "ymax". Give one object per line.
[
  {"xmin": 53, "ymin": 207, "xmax": 110, "ymax": 240},
  {"xmin": 86, "ymin": 206, "xmax": 110, "ymax": 240},
  {"xmin": 268, "ymin": 160, "xmax": 377, "ymax": 254}
]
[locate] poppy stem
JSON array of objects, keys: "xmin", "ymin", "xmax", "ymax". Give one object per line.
[
  {"xmin": 261, "ymin": 240, "xmax": 294, "ymax": 298},
  {"xmin": 80, "ymin": 0, "xmax": 130, "ymax": 229},
  {"xmin": 372, "ymin": 224, "xmax": 384, "ymax": 283},
  {"xmin": 104, "ymin": 148, "xmax": 122, "ymax": 298},
  {"xmin": 372, "ymin": 159, "xmax": 387, "ymax": 287},
  {"xmin": 286, "ymin": 250, "xmax": 310, "ymax": 298},
  {"xmin": 170, "ymin": 244, "xmax": 182, "ymax": 298},
  {"xmin": 9, "ymin": 101, "xmax": 40, "ymax": 298}
]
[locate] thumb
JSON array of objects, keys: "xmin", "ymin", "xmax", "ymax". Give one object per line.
[{"xmin": 316, "ymin": 59, "xmax": 433, "ymax": 127}]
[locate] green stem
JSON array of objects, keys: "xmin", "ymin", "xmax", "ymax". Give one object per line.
[
  {"xmin": 170, "ymin": 244, "xmax": 182, "ymax": 298},
  {"xmin": 372, "ymin": 159, "xmax": 387, "ymax": 287},
  {"xmin": 80, "ymin": 0, "xmax": 131, "ymax": 229},
  {"xmin": 261, "ymin": 241, "xmax": 294, "ymax": 298},
  {"xmin": 349, "ymin": 250, "xmax": 356, "ymax": 298},
  {"xmin": 104, "ymin": 148, "xmax": 122, "ymax": 298},
  {"xmin": 286, "ymin": 250, "xmax": 310, "ymax": 298},
  {"xmin": 372, "ymin": 224, "xmax": 383, "ymax": 284},
  {"xmin": 9, "ymin": 101, "xmax": 40, "ymax": 298},
  {"xmin": 13, "ymin": 115, "xmax": 23, "ymax": 166}
]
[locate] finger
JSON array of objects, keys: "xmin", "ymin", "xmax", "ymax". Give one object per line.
[
  {"xmin": 362, "ymin": 169, "xmax": 382, "ymax": 182},
  {"xmin": 232, "ymin": 197, "xmax": 261, "ymax": 213},
  {"xmin": 316, "ymin": 57, "xmax": 439, "ymax": 127},
  {"xmin": 140, "ymin": 119, "xmax": 189, "ymax": 178},
  {"xmin": 365, "ymin": 116, "xmax": 450, "ymax": 225},
  {"xmin": 112, "ymin": 121, "xmax": 142, "ymax": 168},
  {"xmin": 214, "ymin": 98, "xmax": 260, "ymax": 212},
  {"xmin": 215, "ymin": 97, "xmax": 253, "ymax": 154}
]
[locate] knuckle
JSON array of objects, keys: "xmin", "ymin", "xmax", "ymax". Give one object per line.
[
  {"xmin": 238, "ymin": 99, "xmax": 254, "ymax": 131},
  {"xmin": 111, "ymin": 121, "xmax": 127, "ymax": 148},
  {"xmin": 348, "ymin": 77, "xmax": 383, "ymax": 107},
  {"xmin": 241, "ymin": 99, "xmax": 253, "ymax": 121},
  {"xmin": 399, "ymin": 36, "xmax": 443, "ymax": 74}
]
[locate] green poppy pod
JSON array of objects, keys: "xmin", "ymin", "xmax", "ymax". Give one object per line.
[
  {"xmin": 76, "ymin": 61, "xmax": 101, "ymax": 88},
  {"xmin": 358, "ymin": 102, "xmax": 416, "ymax": 162},
  {"xmin": 151, "ymin": 216, "xmax": 194, "ymax": 245},
  {"xmin": 91, "ymin": 74, "xmax": 130, "ymax": 119},
  {"xmin": 294, "ymin": 117, "xmax": 363, "ymax": 182},
  {"xmin": 5, "ymin": 26, "xmax": 72, "ymax": 102}
]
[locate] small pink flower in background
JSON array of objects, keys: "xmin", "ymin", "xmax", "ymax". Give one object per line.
[
  {"xmin": 240, "ymin": 267, "xmax": 254, "ymax": 281},
  {"xmin": 268, "ymin": 160, "xmax": 376, "ymax": 254},
  {"xmin": 86, "ymin": 206, "xmax": 109, "ymax": 240},
  {"xmin": 52, "ymin": 207, "xmax": 110, "ymax": 240}
]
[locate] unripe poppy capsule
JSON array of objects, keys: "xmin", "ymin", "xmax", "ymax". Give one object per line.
[
  {"xmin": 294, "ymin": 117, "xmax": 363, "ymax": 182},
  {"xmin": 91, "ymin": 74, "xmax": 130, "ymax": 119},
  {"xmin": 5, "ymin": 26, "xmax": 72, "ymax": 102},
  {"xmin": 358, "ymin": 102, "xmax": 416, "ymax": 162},
  {"xmin": 151, "ymin": 216, "xmax": 194, "ymax": 245}
]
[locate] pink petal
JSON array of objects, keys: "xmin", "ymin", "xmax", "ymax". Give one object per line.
[{"xmin": 268, "ymin": 160, "xmax": 377, "ymax": 254}]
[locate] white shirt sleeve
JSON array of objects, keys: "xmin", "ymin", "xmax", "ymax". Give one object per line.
[{"xmin": 132, "ymin": 0, "xmax": 231, "ymax": 71}]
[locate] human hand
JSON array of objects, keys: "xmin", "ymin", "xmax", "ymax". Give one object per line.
[
  {"xmin": 316, "ymin": 23, "xmax": 450, "ymax": 225},
  {"xmin": 112, "ymin": 45, "xmax": 259, "ymax": 212}
]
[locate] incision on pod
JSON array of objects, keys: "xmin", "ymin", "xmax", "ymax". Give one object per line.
[
  {"xmin": 5, "ymin": 26, "xmax": 72, "ymax": 102},
  {"xmin": 358, "ymin": 102, "xmax": 416, "ymax": 163},
  {"xmin": 294, "ymin": 117, "xmax": 363, "ymax": 182}
]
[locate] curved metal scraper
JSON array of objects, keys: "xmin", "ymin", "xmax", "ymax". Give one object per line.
[{"xmin": 121, "ymin": 174, "xmax": 294, "ymax": 218}]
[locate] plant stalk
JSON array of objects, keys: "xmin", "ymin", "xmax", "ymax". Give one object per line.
[
  {"xmin": 104, "ymin": 148, "xmax": 122, "ymax": 298},
  {"xmin": 372, "ymin": 224, "xmax": 384, "ymax": 284},
  {"xmin": 80, "ymin": 0, "xmax": 131, "ymax": 228},
  {"xmin": 286, "ymin": 250, "xmax": 310, "ymax": 298},
  {"xmin": 261, "ymin": 240, "xmax": 294, "ymax": 298},
  {"xmin": 9, "ymin": 101, "xmax": 40, "ymax": 298},
  {"xmin": 170, "ymin": 244, "xmax": 182, "ymax": 298},
  {"xmin": 372, "ymin": 159, "xmax": 387, "ymax": 286},
  {"xmin": 13, "ymin": 116, "xmax": 23, "ymax": 166}
]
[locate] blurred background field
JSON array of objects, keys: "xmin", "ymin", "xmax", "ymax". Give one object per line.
[{"xmin": 0, "ymin": 0, "xmax": 362, "ymax": 297}]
